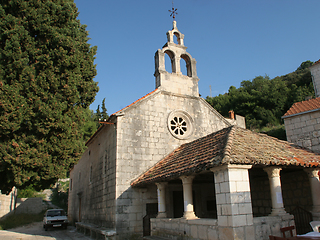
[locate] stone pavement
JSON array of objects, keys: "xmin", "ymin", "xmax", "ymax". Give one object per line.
[{"xmin": 0, "ymin": 221, "xmax": 90, "ymax": 240}]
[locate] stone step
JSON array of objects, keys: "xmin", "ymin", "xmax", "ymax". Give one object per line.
[{"xmin": 143, "ymin": 236, "xmax": 172, "ymax": 240}]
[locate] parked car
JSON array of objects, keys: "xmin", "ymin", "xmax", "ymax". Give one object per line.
[{"xmin": 43, "ymin": 209, "xmax": 68, "ymax": 231}]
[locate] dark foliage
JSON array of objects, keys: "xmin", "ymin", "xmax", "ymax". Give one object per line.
[
  {"xmin": 0, "ymin": 0, "xmax": 98, "ymax": 193},
  {"xmin": 206, "ymin": 61, "xmax": 314, "ymax": 130}
]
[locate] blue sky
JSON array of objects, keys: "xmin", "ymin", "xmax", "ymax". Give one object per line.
[{"xmin": 74, "ymin": 0, "xmax": 320, "ymax": 115}]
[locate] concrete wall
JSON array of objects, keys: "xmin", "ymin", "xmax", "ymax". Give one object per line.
[
  {"xmin": 68, "ymin": 123, "xmax": 117, "ymax": 228},
  {"xmin": 0, "ymin": 188, "xmax": 17, "ymax": 218},
  {"xmin": 283, "ymin": 110, "xmax": 320, "ymax": 152},
  {"xmin": 114, "ymin": 91, "xmax": 230, "ymax": 234}
]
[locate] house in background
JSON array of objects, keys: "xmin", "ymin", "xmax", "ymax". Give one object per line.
[
  {"xmin": 282, "ymin": 60, "xmax": 320, "ymax": 152},
  {"xmin": 68, "ymin": 21, "xmax": 320, "ymax": 240}
]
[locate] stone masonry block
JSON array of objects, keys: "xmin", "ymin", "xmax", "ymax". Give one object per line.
[
  {"xmin": 236, "ymin": 181, "xmax": 250, "ymax": 192},
  {"xmin": 232, "ymin": 214, "xmax": 247, "ymax": 227},
  {"xmin": 216, "ymin": 193, "xmax": 226, "ymax": 204},
  {"xmin": 238, "ymin": 203, "xmax": 252, "ymax": 215},
  {"xmin": 215, "ymin": 183, "xmax": 221, "ymax": 194},
  {"xmin": 233, "ymin": 226, "xmax": 245, "ymax": 239},
  {"xmin": 221, "ymin": 204, "xmax": 232, "ymax": 215},
  {"xmin": 231, "ymin": 204, "xmax": 239, "ymax": 215},
  {"xmin": 220, "ymin": 182, "xmax": 230, "ymax": 193},
  {"xmin": 229, "ymin": 169, "xmax": 243, "ymax": 181},
  {"xmin": 198, "ymin": 225, "xmax": 208, "ymax": 240},
  {"xmin": 229, "ymin": 181, "xmax": 237, "ymax": 192},
  {"xmin": 190, "ymin": 225, "xmax": 198, "ymax": 239},
  {"xmin": 218, "ymin": 215, "xmax": 228, "ymax": 227}
]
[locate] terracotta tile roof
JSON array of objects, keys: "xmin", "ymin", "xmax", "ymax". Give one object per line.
[
  {"xmin": 283, "ymin": 98, "xmax": 320, "ymax": 117},
  {"xmin": 311, "ymin": 59, "xmax": 320, "ymax": 66},
  {"xmin": 131, "ymin": 126, "xmax": 320, "ymax": 187},
  {"xmin": 110, "ymin": 88, "xmax": 159, "ymax": 117}
]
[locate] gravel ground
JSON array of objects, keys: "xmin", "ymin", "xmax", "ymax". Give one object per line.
[{"xmin": 0, "ymin": 221, "xmax": 91, "ymax": 240}]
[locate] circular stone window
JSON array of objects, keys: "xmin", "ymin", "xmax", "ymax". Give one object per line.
[{"xmin": 167, "ymin": 110, "xmax": 194, "ymax": 139}]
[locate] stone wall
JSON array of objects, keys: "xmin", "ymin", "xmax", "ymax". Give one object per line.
[
  {"xmin": 281, "ymin": 169, "xmax": 313, "ymax": 213},
  {"xmin": 0, "ymin": 187, "xmax": 17, "ymax": 218},
  {"xmin": 68, "ymin": 123, "xmax": 117, "ymax": 228},
  {"xmin": 253, "ymin": 215, "xmax": 295, "ymax": 240},
  {"xmin": 150, "ymin": 215, "xmax": 294, "ymax": 240},
  {"xmin": 151, "ymin": 218, "xmax": 218, "ymax": 240},
  {"xmin": 283, "ymin": 110, "xmax": 320, "ymax": 152},
  {"xmin": 15, "ymin": 197, "xmax": 44, "ymax": 214},
  {"xmin": 249, "ymin": 169, "xmax": 272, "ymax": 217}
]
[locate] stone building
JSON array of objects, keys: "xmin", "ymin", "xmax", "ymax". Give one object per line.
[
  {"xmin": 68, "ymin": 22, "xmax": 320, "ymax": 240},
  {"xmin": 282, "ymin": 60, "xmax": 320, "ymax": 152}
]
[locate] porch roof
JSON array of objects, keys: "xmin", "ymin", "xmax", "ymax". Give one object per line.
[{"xmin": 131, "ymin": 126, "xmax": 320, "ymax": 187}]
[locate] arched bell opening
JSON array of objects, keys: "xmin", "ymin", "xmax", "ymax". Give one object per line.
[
  {"xmin": 173, "ymin": 32, "xmax": 181, "ymax": 45},
  {"xmin": 181, "ymin": 54, "xmax": 192, "ymax": 77},
  {"xmin": 164, "ymin": 50, "xmax": 176, "ymax": 73}
]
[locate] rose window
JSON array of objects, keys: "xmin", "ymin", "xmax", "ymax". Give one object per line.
[
  {"xmin": 167, "ymin": 110, "xmax": 193, "ymax": 139},
  {"xmin": 170, "ymin": 117, "xmax": 187, "ymax": 136}
]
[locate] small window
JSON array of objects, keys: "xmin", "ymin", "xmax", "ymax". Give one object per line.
[
  {"xmin": 70, "ymin": 179, "xmax": 72, "ymax": 191},
  {"xmin": 89, "ymin": 165, "xmax": 93, "ymax": 183}
]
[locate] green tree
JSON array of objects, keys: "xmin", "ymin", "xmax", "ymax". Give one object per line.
[
  {"xmin": 206, "ymin": 61, "xmax": 314, "ymax": 131},
  {"xmin": 94, "ymin": 98, "xmax": 109, "ymax": 128},
  {"xmin": 0, "ymin": 0, "xmax": 98, "ymax": 194}
]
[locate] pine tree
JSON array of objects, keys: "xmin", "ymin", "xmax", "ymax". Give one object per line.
[{"xmin": 0, "ymin": 0, "xmax": 99, "ymax": 193}]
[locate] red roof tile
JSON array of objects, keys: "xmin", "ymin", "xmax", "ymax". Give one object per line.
[
  {"xmin": 131, "ymin": 126, "xmax": 320, "ymax": 187},
  {"xmin": 283, "ymin": 98, "xmax": 320, "ymax": 117}
]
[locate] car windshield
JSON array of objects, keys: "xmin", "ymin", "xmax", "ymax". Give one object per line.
[{"xmin": 47, "ymin": 210, "xmax": 65, "ymax": 217}]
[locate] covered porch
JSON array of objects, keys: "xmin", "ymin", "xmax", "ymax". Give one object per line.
[{"xmin": 132, "ymin": 126, "xmax": 320, "ymax": 240}]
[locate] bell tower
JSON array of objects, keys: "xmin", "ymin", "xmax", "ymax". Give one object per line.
[{"xmin": 154, "ymin": 21, "xmax": 199, "ymax": 97}]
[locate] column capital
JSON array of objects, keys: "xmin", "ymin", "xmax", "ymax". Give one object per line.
[
  {"xmin": 156, "ymin": 182, "xmax": 168, "ymax": 189},
  {"xmin": 304, "ymin": 168, "xmax": 320, "ymax": 179},
  {"xmin": 180, "ymin": 175, "xmax": 195, "ymax": 184},
  {"xmin": 264, "ymin": 166, "xmax": 282, "ymax": 178}
]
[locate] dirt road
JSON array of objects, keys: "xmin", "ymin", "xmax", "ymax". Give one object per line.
[{"xmin": 0, "ymin": 221, "xmax": 91, "ymax": 240}]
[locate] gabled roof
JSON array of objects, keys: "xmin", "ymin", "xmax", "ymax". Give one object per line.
[
  {"xmin": 131, "ymin": 126, "xmax": 320, "ymax": 187},
  {"xmin": 110, "ymin": 88, "xmax": 160, "ymax": 117},
  {"xmin": 282, "ymin": 97, "xmax": 320, "ymax": 118}
]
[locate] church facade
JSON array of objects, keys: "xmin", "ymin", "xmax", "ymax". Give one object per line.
[{"xmin": 68, "ymin": 22, "xmax": 320, "ymax": 240}]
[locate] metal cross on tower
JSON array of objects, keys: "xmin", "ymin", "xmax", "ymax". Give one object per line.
[{"xmin": 168, "ymin": 1, "xmax": 178, "ymax": 20}]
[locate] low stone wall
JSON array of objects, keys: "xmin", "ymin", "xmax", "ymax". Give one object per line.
[
  {"xmin": 15, "ymin": 197, "xmax": 44, "ymax": 214},
  {"xmin": 0, "ymin": 188, "xmax": 17, "ymax": 218},
  {"xmin": 253, "ymin": 215, "xmax": 295, "ymax": 240},
  {"xmin": 151, "ymin": 215, "xmax": 294, "ymax": 240},
  {"xmin": 151, "ymin": 218, "xmax": 218, "ymax": 240}
]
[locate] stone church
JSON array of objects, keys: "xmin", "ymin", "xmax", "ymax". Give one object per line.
[{"xmin": 68, "ymin": 21, "xmax": 320, "ymax": 240}]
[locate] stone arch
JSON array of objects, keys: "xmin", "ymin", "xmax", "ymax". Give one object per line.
[
  {"xmin": 173, "ymin": 31, "xmax": 182, "ymax": 45},
  {"xmin": 181, "ymin": 54, "xmax": 192, "ymax": 77},
  {"xmin": 164, "ymin": 49, "xmax": 176, "ymax": 73}
]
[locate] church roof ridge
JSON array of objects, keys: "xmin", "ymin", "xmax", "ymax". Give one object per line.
[{"xmin": 110, "ymin": 88, "xmax": 160, "ymax": 117}]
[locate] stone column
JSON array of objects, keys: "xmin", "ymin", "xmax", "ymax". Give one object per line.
[
  {"xmin": 264, "ymin": 167, "xmax": 287, "ymax": 216},
  {"xmin": 304, "ymin": 168, "xmax": 320, "ymax": 219},
  {"xmin": 180, "ymin": 176, "xmax": 197, "ymax": 219},
  {"xmin": 156, "ymin": 182, "xmax": 168, "ymax": 218},
  {"xmin": 211, "ymin": 165, "xmax": 254, "ymax": 240}
]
